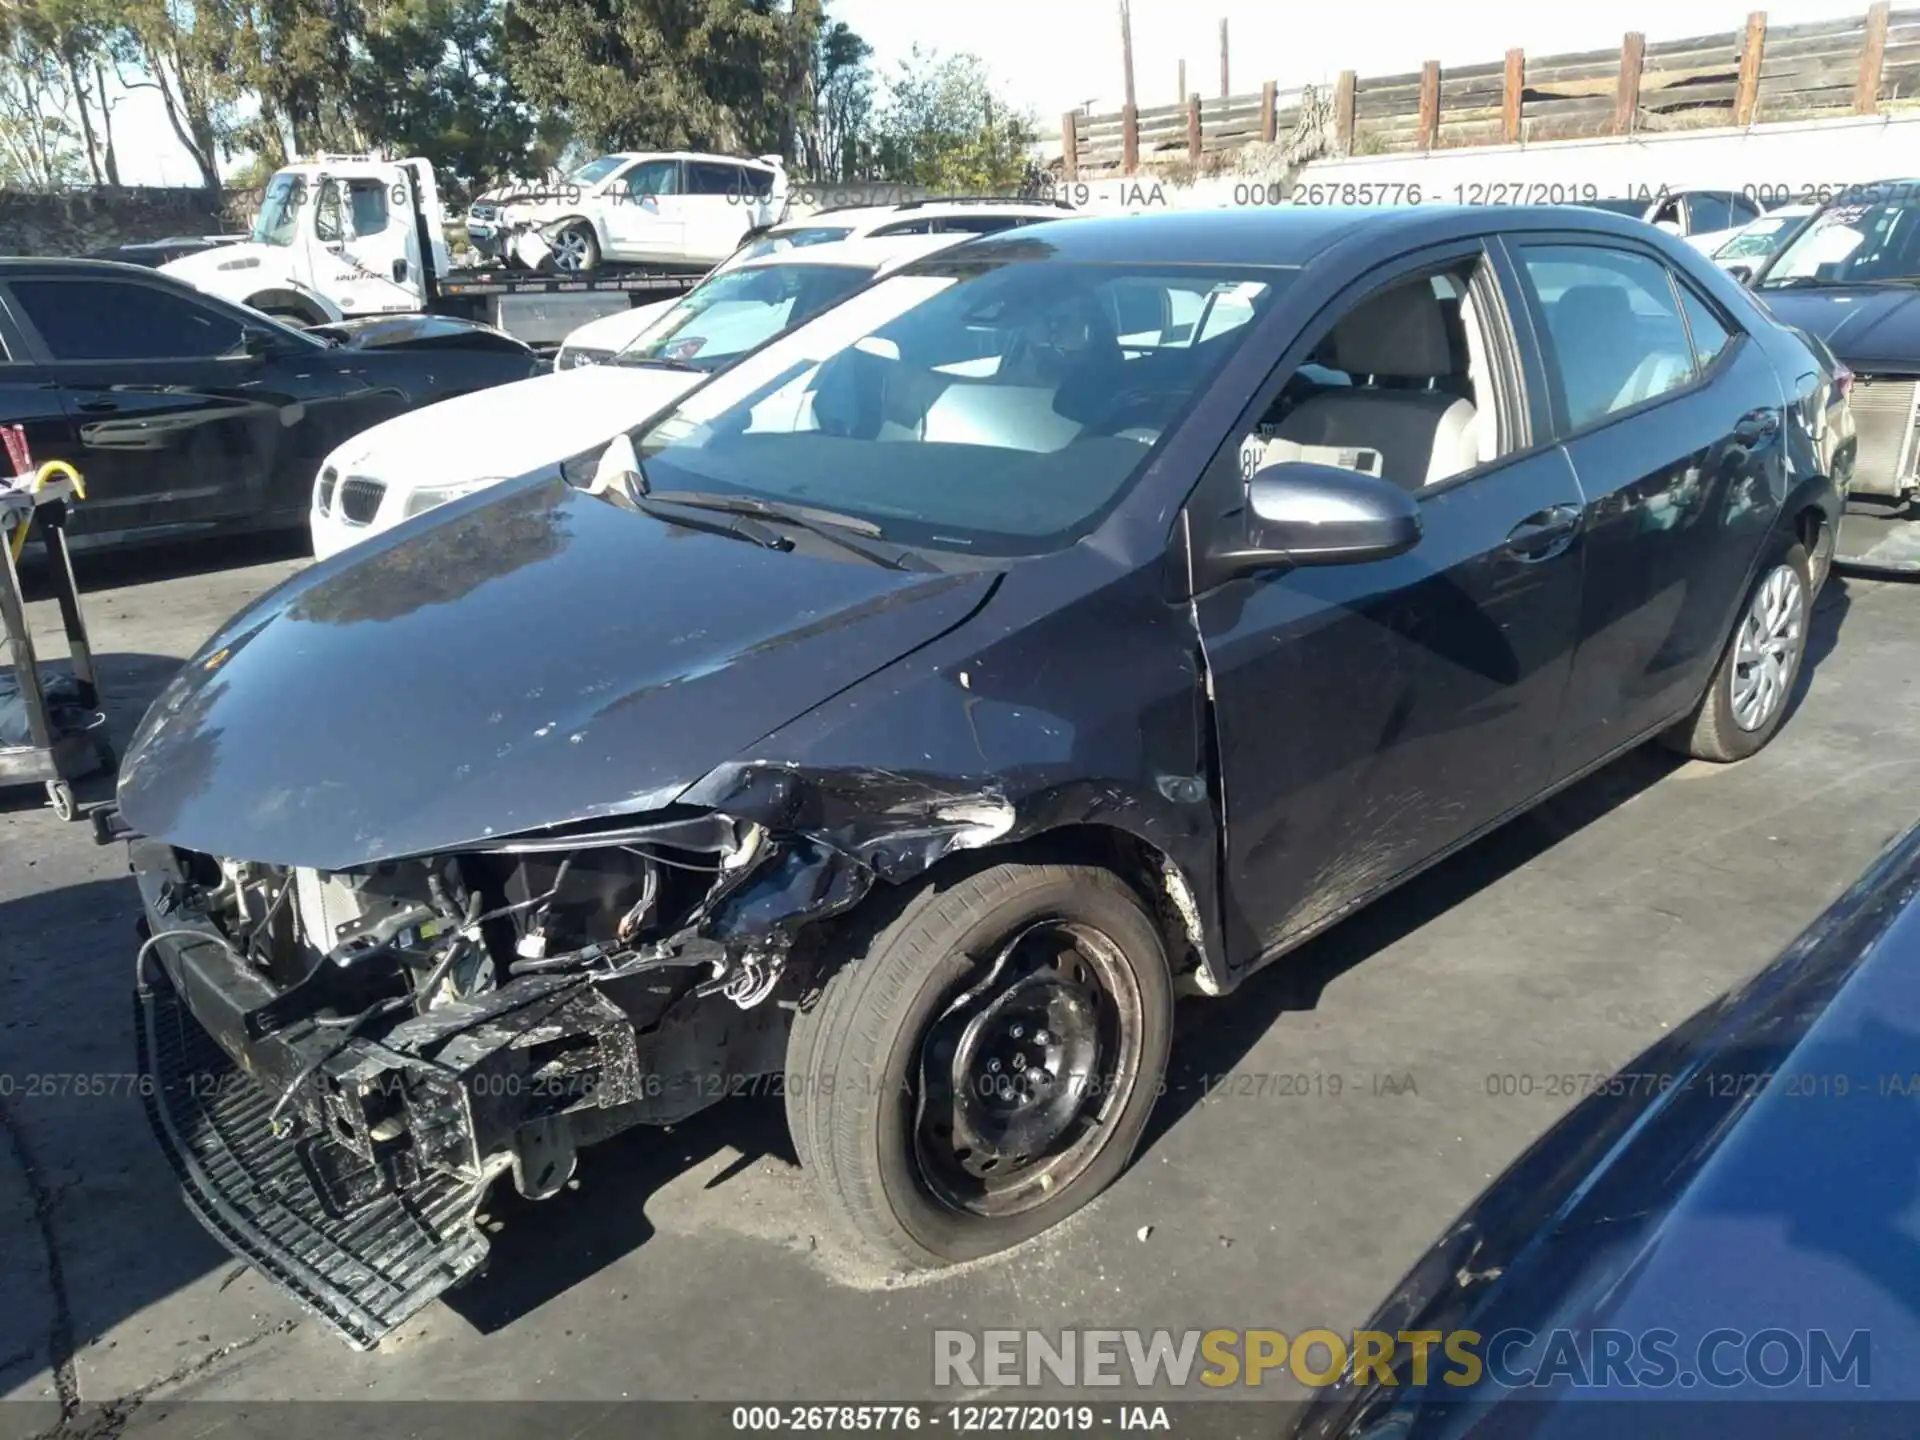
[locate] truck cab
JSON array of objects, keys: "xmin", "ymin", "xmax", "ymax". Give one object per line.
[{"xmin": 162, "ymin": 156, "xmax": 452, "ymax": 326}]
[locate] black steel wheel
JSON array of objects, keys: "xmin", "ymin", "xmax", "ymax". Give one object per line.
[{"xmin": 787, "ymin": 862, "xmax": 1172, "ymax": 1267}]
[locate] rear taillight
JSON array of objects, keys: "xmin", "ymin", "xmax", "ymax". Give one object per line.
[{"xmin": 1835, "ymin": 364, "xmax": 1855, "ymax": 397}]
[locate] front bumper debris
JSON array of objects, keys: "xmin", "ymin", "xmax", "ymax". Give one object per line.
[{"xmin": 137, "ymin": 961, "xmax": 492, "ymax": 1350}]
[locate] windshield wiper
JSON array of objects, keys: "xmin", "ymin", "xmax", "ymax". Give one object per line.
[
  {"xmin": 640, "ymin": 489, "xmax": 931, "ymax": 571},
  {"xmin": 630, "ymin": 493, "xmax": 792, "ymax": 552}
]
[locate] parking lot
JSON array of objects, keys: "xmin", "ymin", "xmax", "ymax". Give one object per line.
[{"xmin": 0, "ymin": 538, "xmax": 1914, "ymax": 1429}]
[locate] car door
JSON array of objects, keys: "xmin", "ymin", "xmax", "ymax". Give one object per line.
[
  {"xmin": 1187, "ymin": 242, "xmax": 1588, "ymax": 963},
  {"xmin": 0, "ymin": 302, "xmax": 83, "ymax": 503},
  {"xmin": 1, "ymin": 274, "xmax": 385, "ymax": 544},
  {"xmin": 1505, "ymin": 236, "xmax": 1784, "ymax": 783},
  {"xmin": 684, "ymin": 161, "xmax": 753, "ymax": 263},
  {"xmin": 314, "ymin": 171, "xmax": 420, "ymax": 314},
  {"xmin": 602, "ymin": 159, "xmax": 686, "ymax": 261}
]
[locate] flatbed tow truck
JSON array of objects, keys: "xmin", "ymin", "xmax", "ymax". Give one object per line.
[{"xmin": 161, "ymin": 156, "xmax": 713, "ymax": 349}]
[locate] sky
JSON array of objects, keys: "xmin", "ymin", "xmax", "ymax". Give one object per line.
[{"xmin": 108, "ymin": 0, "xmax": 1876, "ymax": 185}]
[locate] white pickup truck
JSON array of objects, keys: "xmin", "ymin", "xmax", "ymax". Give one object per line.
[{"xmin": 160, "ymin": 155, "xmax": 746, "ymax": 346}]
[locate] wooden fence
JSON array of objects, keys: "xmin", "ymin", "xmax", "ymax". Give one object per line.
[{"xmin": 1060, "ymin": 3, "xmax": 1920, "ymax": 178}]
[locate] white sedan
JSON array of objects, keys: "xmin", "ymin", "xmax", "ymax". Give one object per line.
[
  {"xmin": 552, "ymin": 199, "xmax": 1078, "ymax": 369},
  {"xmin": 1709, "ymin": 203, "xmax": 1819, "ymax": 276},
  {"xmin": 309, "ymin": 233, "xmax": 971, "ymax": 559}
]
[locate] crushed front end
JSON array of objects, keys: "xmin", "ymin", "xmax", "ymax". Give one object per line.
[{"xmin": 126, "ymin": 808, "xmax": 867, "ymax": 1348}]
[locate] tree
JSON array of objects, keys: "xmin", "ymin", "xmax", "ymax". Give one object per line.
[
  {"xmin": 117, "ymin": 0, "xmax": 245, "ymax": 189},
  {"xmin": 872, "ymin": 50, "xmax": 1038, "ymax": 194},
  {"xmin": 807, "ymin": 12, "xmax": 869, "ymax": 180},
  {"xmin": 0, "ymin": 7, "xmax": 86, "ymax": 188},
  {"xmin": 346, "ymin": 0, "xmax": 534, "ymax": 200},
  {"xmin": 500, "ymin": 0, "xmax": 820, "ymax": 160}
]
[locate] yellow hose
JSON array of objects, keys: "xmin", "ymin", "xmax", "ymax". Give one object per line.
[{"xmin": 7, "ymin": 461, "xmax": 85, "ymax": 562}]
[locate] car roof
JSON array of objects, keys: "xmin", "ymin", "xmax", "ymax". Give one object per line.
[
  {"xmin": 0, "ymin": 255, "xmax": 187, "ymax": 281},
  {"xmin": 776, "ymin": 200, "xmax": 1074, "ymax": 230},
  {"xmin": 600, "ymin": 151, "xmax": 778, "ymax": 169},
  {"xmin": 922, "ymin": 203, "xmax": 1684, "ymax": 268},
  {"xmin": 733, "ymin": 233, "xmax": 968, "ymax": 273}
]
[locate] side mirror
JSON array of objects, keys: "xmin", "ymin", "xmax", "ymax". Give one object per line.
[
  {"xmin": 1217, "ymin": 461, "xmax": 1422, "ymax": 572},
  {"xmin": 1726, "ymin": 263, "xmax": 1755, "ymax": 286}
]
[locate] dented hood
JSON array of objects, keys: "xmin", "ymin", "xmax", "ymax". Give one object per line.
[{"xmin": 116, "ymin": 476, "xmax": 995, "ymax": 870}]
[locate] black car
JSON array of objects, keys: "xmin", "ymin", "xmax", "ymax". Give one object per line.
[
  {"xmin": 0, "ymin": 258, "xmax": 542, "ymax": 551},
  {"xmin": 1289, "ymin": 817, "xmax": 1920, "ymax": 1438},
  {"xmin": 112, "ymin": 205, "xmax": 1846, "ymax": 1348},
  {"xmin": 1746, "ymin": 179, "xmax": 1920, "ymax": 573}
]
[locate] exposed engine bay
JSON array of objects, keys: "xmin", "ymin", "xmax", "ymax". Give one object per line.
[{"xmin": 135, "ymin": 810, "xmax": 872, "ymax": 1222}]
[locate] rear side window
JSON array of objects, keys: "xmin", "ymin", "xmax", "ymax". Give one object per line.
[
  {"xmin": 872, "ymin": 218, "xmax": 937, "ymax": 236},
  {"xmin": 11, "ymin": 278, "xmax": 243, "ymax": 361},
  {"xmin": 738, "ymin": 166, "xmax": 775, "ymax": 199},
  {"xmin": 687, "ymin": 162, "xmax": 745, "ymax": 197},
  {"xmin": 1676, "ymin": 285, "xmax": 1733, "ymax": 371},
  {"xmin": 938, "ymin": 216, "xmax": 1025, "ymax": 235},
  {"xmin": 1515, "ymin": 245, "xmax": 1698, "ymax": 432}
]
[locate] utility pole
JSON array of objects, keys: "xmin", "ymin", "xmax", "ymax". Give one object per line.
[
  {"xmin": 1120, "ymin": 0, "xmax": 1138, "ymax": 113},
  {"xmin": 1178, "ymin": 59, "xmax": 1186, "ymax": 104},
  {"xmin": 1220, "ymin": 17, "xmax": 1230, "ymax": 97}
]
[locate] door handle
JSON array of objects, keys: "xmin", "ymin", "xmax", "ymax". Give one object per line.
[
  {"xmin": 1504, "ymin": 504, "xmax": 1582, "ymax": 560},
  {"xmin": 1733, "ymin": 409, "xmax": 1779, "ymax": 445}
]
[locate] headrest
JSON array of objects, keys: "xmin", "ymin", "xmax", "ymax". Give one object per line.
[
  {"xmin": 1330, "ymin": 282, "xmax": 1455, "ymax": 378},
  {"xmin": 1551, "ymin": 284, "xmax": 1634, "ymax": 337}
]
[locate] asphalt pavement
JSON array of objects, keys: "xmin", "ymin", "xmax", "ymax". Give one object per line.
[{"xmin": 1, "ymin": 536, "xmax": 1915, "ymax": 1432}]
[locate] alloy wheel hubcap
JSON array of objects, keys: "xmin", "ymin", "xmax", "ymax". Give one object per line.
[
  {"xmin": 554, "ymin": 230, "xmax": 588, "ymax": 271},
  {"xmin": 1731, "ymin": 563, "xmax": 1805, "ymax": 732}
]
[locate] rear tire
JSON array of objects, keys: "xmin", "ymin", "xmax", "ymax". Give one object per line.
[
  {"xmin": 786, "ymin": 862, "xmax": 1173, "ymax": 1268},
  {"xmin": 1662, "ymin": 541, "xmax": 1811, "ymax": 763}
]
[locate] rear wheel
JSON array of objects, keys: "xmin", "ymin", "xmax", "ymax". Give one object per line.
[
  {"xmin": 786, "ymin": 862, "xmax": 1173, "ymax": 1267},
  {"xmin": 1662, "ymin": 541, "xmax": 1811, "ymax": 762}
]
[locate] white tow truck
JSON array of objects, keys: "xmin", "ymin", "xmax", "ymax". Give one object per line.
[{"xmin": 160, "ymin": 155, "xmax": 745, "ymax": 347}]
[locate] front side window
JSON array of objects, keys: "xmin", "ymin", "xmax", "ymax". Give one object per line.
[
  {"xmin": 251, "ymin": 173, "xmax": 303, "ymax": 247},
  {"xmin": 315, "ymin": 180, "xmax": 345, "ymax": 242},
  {"xmin": 13, "ymin": 279, "xmax": 244, "ymax": 362},
  {"xmin": 617, "ymin": 262, "xmax": 876, "ymax": 372},
  {"xmin": 1516, "ymin": 244, "xmax": 1698, "ymax": 431},
  {"xmin": 628, "ymin": 258, "xmax": 1291, "ymax": 555},
  {"xmin": 623, "ymin": 160, "xmax": 681, "ymax": 199},
  {"xmin": 1230, "ymin": 261, "xmax": 1506, "ymax": 496}
]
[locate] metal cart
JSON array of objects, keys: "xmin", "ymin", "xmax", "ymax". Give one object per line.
[{"xmin": 0, "ymin": 477, "xmax": 114, "ymax": 820}]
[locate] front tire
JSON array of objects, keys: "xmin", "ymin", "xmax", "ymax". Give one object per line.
[
  {"xmin": 1663, "ymin": 541, "xmax": 1812, "ymax": 762},
  {"xmin": 787, "ymin": 862, "xmax": 1173, "ymax": 1268},
  {"xmin": 548, "ymin": 221, "xmax": 600, "ymax": 274}
]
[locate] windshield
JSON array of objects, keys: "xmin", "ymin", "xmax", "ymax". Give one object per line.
[
  {"xmin": 732, "ymin": 226, "xmax": 857, "ymax": 265},
  {"xmin": 1761, "ymin": 191, "xmax": 1920, "ymax": 286},
  {"xmin": 1714, "ymin": 213, "xmax": 1803, "ymax": 260},
  {"xmin": 252, "ymin": 173, "xmax": 303, "ymax": 247},
  {"xmin": 617, "ymin": 261, "xmax": 877, "ymax": 372},
  {"xmin": 629, "ymin": 256, "xmax": 1290, "ymax": 555},
  {"xmin": 568, "ymin": 156, "xmax": 627, "ymax": 187}
]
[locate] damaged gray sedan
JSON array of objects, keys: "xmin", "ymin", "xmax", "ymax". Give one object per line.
[{"xmin": 109, "ymin": 205, "xmax": 1841, "ymax": 1348}]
